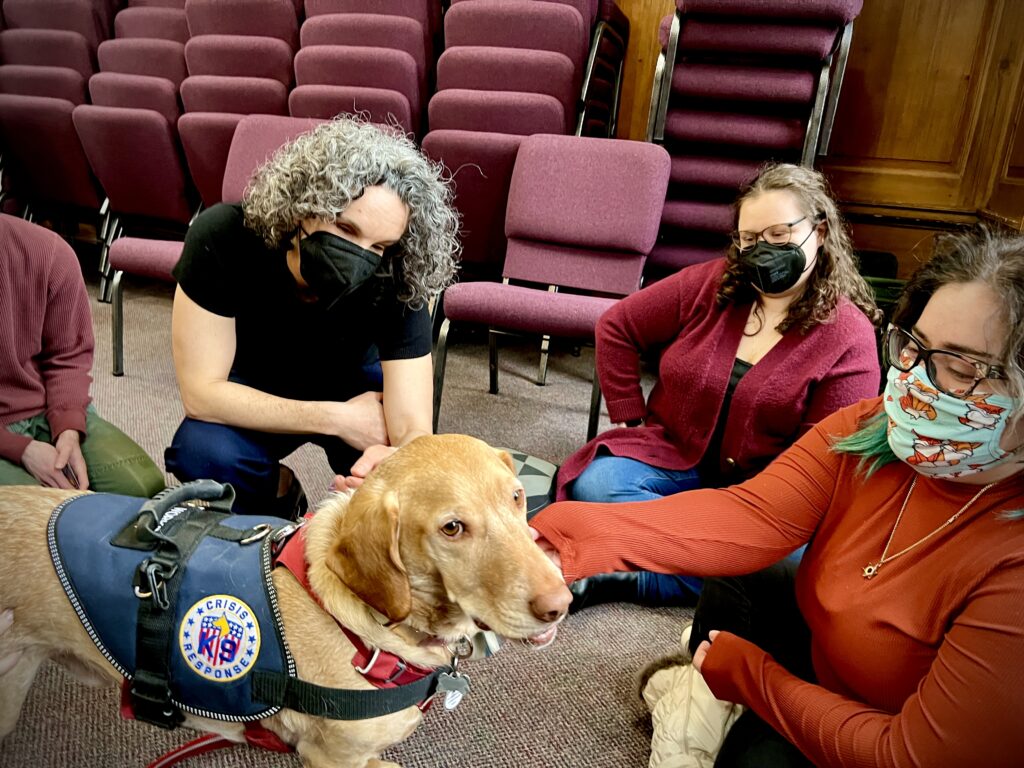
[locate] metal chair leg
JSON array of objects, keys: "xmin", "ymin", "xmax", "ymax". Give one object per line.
[
  {"xmin": 536, "ymin": 334, "xmax": 551, "ymax": 385},
  {"xmin": 433, "ymin": 318, "xmax": 451, "ymax": 432},
  {"xmin": 98, "ymin": 216, "xmax": 120, "ymax": 303},
  {"xmin": 111, "ymin": 270, "xmax": 125, "ymax": 376},
  {"xmin": 587, "ymin": 364, "xmax": 603, "ymax": 441},
  {"xmin": 488, "ymin": 329, "xmax": 499, "ymax": 394}
]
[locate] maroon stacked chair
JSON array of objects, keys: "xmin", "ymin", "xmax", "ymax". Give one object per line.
[
  {"xmin": 114, "ymin": 6, "xmax": 190, "ymax": 43},
  {"xmin": 0, "ymin": 93, "xmax": 104, "ymax": 213},
  {"xmin": 293, "ymin": 12, "xmax": 426, "ymax": 127},
  {"xmin": 434, "ymin": 46, "xmax": 576, "ymax": 134},
  {"xmin": 644, "ymin": 0, "xmax": 863, "ymax": 280},
  {"xmin": 181, "ymin": 0, "xmax": 297, "ymax": 116},
  {"xmin": 3, "ymin": 0, "xmax": 111, "ymax": 55},
  {"xmin": 0, "ymin": 1, "xmax": 111, "ymax": 218},
  {"xmin": 433, "ymin": 133, "xmax": 670, "ymax": 440},
  {"xmin": 422, "ymin": 130, "xmax": 525, "ymax": 283},
  {"xmin": 108, "ymin": 114, "xmax": 324, "ymax": 375},
  {"xmin": 293, "ymin": 45, "xmax": 420, "ymax": 133}
]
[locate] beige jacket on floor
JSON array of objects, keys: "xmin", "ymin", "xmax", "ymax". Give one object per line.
[{"xmin": 642, "ymin": 626, "xmax": 744, "ymax": 768}]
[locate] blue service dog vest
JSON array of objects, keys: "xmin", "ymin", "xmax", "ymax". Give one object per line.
[{"xmin": 47, "ymin": 492, "xmax": 296, "ymax": 723}]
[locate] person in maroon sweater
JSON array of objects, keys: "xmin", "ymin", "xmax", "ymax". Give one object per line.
[
  {"xmin": 564, "ymin": 164, "xmax": 882, "ymax": 609},
  {"xmin": 0, "ymin": 215, "xmax": 164, "ymax": 496}
]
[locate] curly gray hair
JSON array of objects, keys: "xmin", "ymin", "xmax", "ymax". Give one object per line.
[{"xmin": 242, "ymin": 117, "xmax": 460, "ymax": 308}]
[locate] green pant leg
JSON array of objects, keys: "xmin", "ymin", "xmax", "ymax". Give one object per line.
[
  {"xmin": 0, "ymin": 457, "xmax": 40, "ymax": 486},
  {"xmin": 81, "ymin": 410, "xmax": 166, "ymax": 497},
  {"xmin": 0, "ymin": 414, "xmax": 47, "ymax": 486}
]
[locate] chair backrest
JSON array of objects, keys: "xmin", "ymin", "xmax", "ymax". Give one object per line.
[
  {"xmin": 97, "ymin": 38, "xmax": 187, "ymax": 86},
  {"xmin": 289, "ymin": 84, "xmax": 413, "ymax": 134},
  {"xmin": 177, "ymin": 111, "xmax": 243, "ymax": 206},
  {"xmin": 503, "ymin": 134, "xmax": 670, "ymax": 295},
  {"xmin": 180, "ymin": 74, "xmax": 288, "ymax": 114},
  {"xmin": 184, "ymin": 34, "xmax": 293, "ymax": 85},
  {"xmin": 220, "ymin": 114, "xmax": 324, "ymax": 201},
  {"xmin": 73, "ymin": 103, "xmax": 194, "ymax": 223},
  {"xmin": 444, "ymin": 1, "xmax": 587, "ymax": 76},
  {"xmin": 3, "ymin": 0, "xmax": 109, "ymax": 51},
  {"xmin": 449, "ymin": 0, "xmax": 593, "ymax": 28},
  {"xmin": 88, "ymin": 71, "xmax": 180, "ymax": 126},
  {"xmin": 435, "ymin": 47, "xmax": 576, "ymax": 127},
  {"xmin": 0, "ymin": 64, "xmax": 87, "ymax": 103},
  {"xmin": 304, "ymin": 0, "xmax": 431, "ymax": 36},
  {"xmin": 114, "ymin": 6, "xmax": 189, "ymax": 43},
  {"xmin": 299, "ymin": 13, "xmax": 426, "ymax": 92},
  {"xmin": 428, "ymin": 89, "xmax": 565, "ymax": 135},
  {"xmin": 0, "ymin": 94, "xmax": 103, "ymax": 210},
  {"xmin": 0, "ymin": 29, "xmax": 95, "ymax": 79},
  {"xmin": 184, "ymin": 0, "xmax": 299, "ymax": 50},
  {"xmin": 293, "ymin": 46, "xmax": 420, "ymax": 132},
  {"xmin": 421, "ymin": 129, "xmax": 523, "ymax": 281}
]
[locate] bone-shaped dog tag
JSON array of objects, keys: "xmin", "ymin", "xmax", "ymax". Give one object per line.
[{"xmin": 437, "ymin": 671, "xmax": 470, "ymax": 710}]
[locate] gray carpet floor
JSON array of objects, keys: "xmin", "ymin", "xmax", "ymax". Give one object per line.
[{"xmin": 0, "ymin": 274, "xmax": 689, "ymax": 768}]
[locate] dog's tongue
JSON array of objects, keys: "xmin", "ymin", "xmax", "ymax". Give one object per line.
[{"xmin": 525, "ymin": 624, "xmax": 558, "ymax": 648}]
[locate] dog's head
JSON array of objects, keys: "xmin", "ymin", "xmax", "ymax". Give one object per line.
[{"xmin": 325, "ymin": 434, "xmax": 571, "ymax": 646}]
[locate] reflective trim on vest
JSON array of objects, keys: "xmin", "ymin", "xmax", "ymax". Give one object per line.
[{"xmin": 47, "ymin": 493, "xmax": 295, "ymax": 722}]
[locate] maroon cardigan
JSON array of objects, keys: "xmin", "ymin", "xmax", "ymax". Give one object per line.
[{"xmin": 555, "ymin": 258, "xmax": 880, "ymax": 499}]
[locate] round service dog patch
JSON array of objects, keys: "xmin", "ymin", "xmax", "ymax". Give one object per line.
[{"xmin": 179, "ymin": 594, "xmax": 261, "ymax": 682}]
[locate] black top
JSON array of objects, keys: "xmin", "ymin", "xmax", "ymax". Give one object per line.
[
  {"xmin": 697, "ymin": 357, "xmax": 753, "ymax": 486},
  {"xmin": 173, "ymin": 203, "xmax": 430, "ymax": 402}
]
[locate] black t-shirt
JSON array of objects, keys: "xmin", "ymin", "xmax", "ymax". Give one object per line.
[{"xmin": 173, "ymin": 203, "xmax": 431, "ymax": 402}]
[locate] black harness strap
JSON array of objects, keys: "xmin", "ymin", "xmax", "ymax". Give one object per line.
[
  {"xmin": 129, "ymin": 481, "xmax": 247, "ymax": 729},
  {"xmin": 250, "ymin": 669, "xmax": 445, "ymax": 721}
]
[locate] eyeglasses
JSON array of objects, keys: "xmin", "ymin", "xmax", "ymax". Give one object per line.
[
  {"xmin": 731, "ymin": 217, "xmax": 816, "ymax": 253},
  {"xmin": 884, "ymin": 325, "xmax": 1008, "ymax": 398}
]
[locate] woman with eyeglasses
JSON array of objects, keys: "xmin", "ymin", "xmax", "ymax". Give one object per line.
[
  {"xmin": 531, "ymin": 227, "xmax": 1024, "ymax": 766},
  {"xmin": 560, "ymin": 163, "xmax": 882, "ymax": 610}
]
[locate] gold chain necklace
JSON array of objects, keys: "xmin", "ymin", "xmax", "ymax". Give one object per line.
[{"xmin": 862, "ymin": 476, "xmax": 997, "ymax": 580}]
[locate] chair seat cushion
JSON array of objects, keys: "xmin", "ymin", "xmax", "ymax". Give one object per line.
[
  {"xmin": 109, "ymin": 237, "xmax": 183, "ymax": 280},
  {"xmin": 443, "ymin": 282, "xmax": 617, "ymax": 339}
]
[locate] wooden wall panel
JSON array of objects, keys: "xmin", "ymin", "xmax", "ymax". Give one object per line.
[{"xmin": 820, "ymin": 0, "xmax": 1024, "ymax": 216}]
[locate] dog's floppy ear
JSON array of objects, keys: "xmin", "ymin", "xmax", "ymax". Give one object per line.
[
  {"xmin": 328, "ymin": 486, "xmax": 411, "ymax": 622},
  {"xmin": 494, "ymin": 448, "xmax": 516, "ymax": 474}
]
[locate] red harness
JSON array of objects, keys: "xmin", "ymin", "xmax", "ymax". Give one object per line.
[{"xmin": 272, "ymin": 522, "xmax": 437, "ymax": 698}]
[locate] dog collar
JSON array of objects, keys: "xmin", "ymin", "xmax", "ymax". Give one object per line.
[{"xmin": 273, "ymin": 521, "xmax": 437, "ymax": 696}]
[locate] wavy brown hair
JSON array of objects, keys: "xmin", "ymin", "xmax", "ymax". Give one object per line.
[{"xmin": 715, "ymin": 163, "xmax": 882, "ymax": 333}]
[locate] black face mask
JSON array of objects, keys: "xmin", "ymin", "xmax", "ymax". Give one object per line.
[
  {"xmin": 738, "ymin": 241, "xmax": 808, "ymax": 295},
  {"xmin": 298, "ymin": 229, "xmax": 382, "ymax": 311}
]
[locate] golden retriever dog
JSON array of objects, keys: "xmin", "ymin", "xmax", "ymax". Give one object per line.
[{"xmin": 0, "ymin": 434, "xmax": 571, "ymax": 768}]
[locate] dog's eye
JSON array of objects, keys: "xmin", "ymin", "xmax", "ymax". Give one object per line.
[
  {"xmin": 440, "ymin": 520, "xmax": 464, "ymax": 538},
  {"xmin": 513, "ymin": 489, "xmax": 522, "ymax": 504}
]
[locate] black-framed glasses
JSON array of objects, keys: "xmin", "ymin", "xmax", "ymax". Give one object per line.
[
  {"xmin": 884, "ymin": 325, "xmax": 1008, "ymax": 398},
  {"xmin": 731, "ymin": 216, "xmax": 814, "ymax": 253}
]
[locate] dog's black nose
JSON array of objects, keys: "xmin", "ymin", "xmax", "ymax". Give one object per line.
[{"xmin": 530, "ymin": 585, "xmax": 572, "ymax": 623}]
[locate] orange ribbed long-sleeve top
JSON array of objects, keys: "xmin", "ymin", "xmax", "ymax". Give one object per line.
[{"xmin": 531, "ymin": 398, "xmax": 1024, "ymax": 767}]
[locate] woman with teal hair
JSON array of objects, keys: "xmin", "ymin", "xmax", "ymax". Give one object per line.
[{"xmin": 531, "ymin": 226, "xmax": 1024, "ymax": 766}]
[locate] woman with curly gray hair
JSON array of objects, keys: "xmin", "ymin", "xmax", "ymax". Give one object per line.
[{"xmin": 165, "ymin": 118, "xmax": 460, "ymax": 517}]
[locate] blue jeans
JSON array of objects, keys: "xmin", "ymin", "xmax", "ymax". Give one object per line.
[
  {"xmin": 165, "ymin": 359, "xmax": 383, "ymax": 516},
  {"xmin": 572, "ymin": 455, "xmax": 705, "ymax": 604},
  {"xmin": 164, "ymin": 419, "xmax": 362, "ymax": 517}
]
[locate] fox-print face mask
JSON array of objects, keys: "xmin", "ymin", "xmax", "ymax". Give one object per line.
[{"xmin": 883, "ymin": 365, "xmax": 1018, "ymax": 478}]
